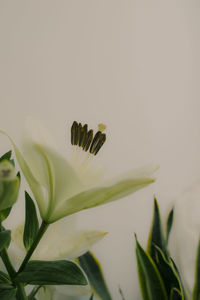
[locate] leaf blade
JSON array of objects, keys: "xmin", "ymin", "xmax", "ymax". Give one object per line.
[
  {"xmin": 16, "ymin": 260, "xmax": 87, "ymax": 286},
  {"xmin": 0, "ymin": 230, "xmax": 11, "ymax": 251},
  {"xmin": 77, "ymin": 251, "xmax": 112, "ymax": 300},
  {"xmin": 135, "ymin": 235, "xmax": 168, "ymax": 300},
  {"xmin": 146, "ymin": 197, "xmax": 167, "ymax": 260},
  {"xmin": 23, "ymin": 191, "xmax": 39, "ymax": 251},
  {"xmin": 166, "ymin": 208, "xmax": 174, "ymax": 246}
]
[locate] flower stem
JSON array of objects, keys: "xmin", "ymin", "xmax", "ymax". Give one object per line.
[
  {"xmin": 1, "ymin": 249, "xmax": 27, "ymax": 299},
  {"xmin": 16, "ymin": 283, "xmax": 28, "ymax": 300},
  {"xmin": 0, "ymin": 248, "xmax": 16, "ymax": 278},
  {"xmin": 18, "ymin": 221, "xmax": 49, "ymax": 274}
]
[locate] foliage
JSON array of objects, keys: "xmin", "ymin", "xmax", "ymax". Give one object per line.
[{"xmin": 136, "ymin": 198, "xmax": 188, "ymax": 300}]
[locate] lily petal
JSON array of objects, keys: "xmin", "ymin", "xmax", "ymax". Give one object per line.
[
  {"xmin": 34, "ymin": 144, "xmax": 83, "ymax": 222},
  {"xmin": 34, "ymin": 230, "xmax": 107, "ymax": 260},
  {"xmin": 11, "ymin": 219, "xmax": 107, "ymax": 261},
  {"xmin": 56, "ymin": 284, "xmax": 90, "ymax": 297},
  {"xmin": 51, "ymin": 177, "xmax": 155, "ymax": 222},
  {"xmin": 37, "ymin": 286, "xmax": 55, "ymax": 300},
  {"xmin": 0, "ymin": 130, "xmax": 48, "ymax": 218},
  {"xmin": 37, "ymin": 284, "xmax": 89, "ymax": 299},
  {"xmin": 103, "ymin": 163, "xmax": 159, "ymax": 186}
]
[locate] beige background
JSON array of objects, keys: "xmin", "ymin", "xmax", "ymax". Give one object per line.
[{"xmin": 0, "ymin": 1, "xmax": 200, "ymax": 299}]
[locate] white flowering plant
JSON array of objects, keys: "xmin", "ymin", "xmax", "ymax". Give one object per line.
[{"xmin": 0, "ymin": 119, "xmax": 156, "ymax": 300}]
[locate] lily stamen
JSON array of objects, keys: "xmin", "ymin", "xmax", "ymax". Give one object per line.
[{"xmin": 71, "ymin": 121, "xmax": 106, "ymax": 156}]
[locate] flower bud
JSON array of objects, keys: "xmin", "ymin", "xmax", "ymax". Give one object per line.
[{"xmin": 0, "ymin": 160, "xmax": 20, "ymax": 211}]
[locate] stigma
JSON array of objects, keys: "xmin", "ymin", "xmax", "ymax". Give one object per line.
[{"xmin": 71, "ymin": 121, "xmax": 106, "ymax": 155}]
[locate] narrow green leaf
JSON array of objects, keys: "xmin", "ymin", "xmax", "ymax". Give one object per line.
[
  {"xmin": 23, "ymin": 191, "xmax": 39, "ymax": 251},
  {"xmin": 170, "ymin": 259, "xmax": 187, "ymax": 300},
  {"xmin": 0, "ymin": 151, "xmax": 12, "ymax": 162},
  {"xmin": 0, "ymin": 230, "xmax": 11, "ymax": 251},
  {"xmin": 78, "ymin": 251, "xmax": 112, "ymax": 300},
  {"xmin": 0, "ymin": 271, "xmax": 10, "ymax": 283},
  {"xmin": 89, "ymin": 295, "xmax": 94, "ymax": 300},
  {"xmin": 166, "ymin": 208, "xmax": 174, "ymax": 246},
  {"xmin": 16, "ymin": 260, "xmax": 87, "ymax": 286},
  {"xmin": 0, "ymin": 288, "xmax": 16, "ymax": 300},
  {"xmin": 0, "ymin": 283, "xmax": 14, "ymax": 289},
  {"xmin": 193, "ymin": 239, "xmax": 200, "ymax": 300},
  {"xmin": 170, "ymin": 287, "xmax": 182, "ymax": 300},
  {"xmin": 154, "ymin": 246, "xmax": 181, "ymax": 297},
  {"xmin": 135, "ymin": 235, "xmax": 168, "ymax": 300},
  {"xmin": 146, "ymin": 197, "xmax": 167, "ymax": 260}
]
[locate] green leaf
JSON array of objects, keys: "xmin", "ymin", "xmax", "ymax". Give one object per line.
[
  {"xmin": 170, "ymin": 288, "xmax": 182, "ymax": 300},
  {"xmin": 77, "ymin": 251, "xmax": 112, "ymax": 300},
  {"xmin": 0, "ymin": 207, "xmax": 12, "ymax": 223},
  {"xmin": 0, "ymin": 151, "xmax": 12, "ymax": 162},
  {"xmin": 170, "ymin": 259, "xmax": 187, "ymax": 300},
  {"xmin": 135, "ymin": 235, "xmax": 168, "ymax": 300},
  {"xmin": 193, "ymin": 239, "xmax": 200, "ymax": 300},
  {"xmin": 154, "ymin": 246, "xmax": 181, "ymax": 297},
  {"xmin": 0, "ymin": 283, "xmax": 14, "ymax": 289},
  {"xmin": 0, "ymin": 288, "xmax": 16, "ymax": 300},
  {"xmin": 23, "ymin": 191, "xmax": 39, "ymax": 251},
  {"xmin": 89, "ymin": 295, "xmax": 94, "ymax": 300},
  {"xmin": 0, "ymin": 230, "xmax": 11, "ymax": 251},
  {"xmin": 146, "ymin": 197, "xmax": 167, "ymax": 260},
  {"xmin": 0, "ymin": 271, "xmax": 10, "ymax": 283},
  {"xmin": 16, "ymin": 260, "xmax": 87, "ymax": 286},
  {"xmin": 166, "ymin": 208, "xmax": 174, "ymax": 246}
]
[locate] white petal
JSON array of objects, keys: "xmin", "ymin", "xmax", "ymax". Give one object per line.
[
  {"xmin": 56, "ymin": 284, "xmax": 90, "ymax": 296},
  {"xmin": 0, "ymin": 130, "xmax": 48, "ymax": 218},
  {"xmin": 52, "ymin": 176, "xmax": 155, "ymax": 222},
  {"xmin": 37, "ymin": 286, "xmax": 55, "ymax": 300},
  {"xmin": 24, "ymin": 117, "xmax": 56, "ymax": 149},
  {"xmin": 34, "ymin": 145, "xmax": 83, "ymax": 222},
  {"xmin": 34, "ymin": 230, "xmax": 107, "ymax": 260},
  {"xmin": 11, "ymin": 216, "xmax": 78, "ymax": 262},
  {"xmin": 102, "ymin": 163, "xmax": 159, "ymax": 186},
  {"xmin": 21, "ymin": 117, "xmax": 83, "ymax": 222}
]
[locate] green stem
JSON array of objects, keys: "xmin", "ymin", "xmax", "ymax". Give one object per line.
[
  {"xmin": 18, "ymin": 221, "xmax": 49, "ymax": 274},
  {"xmin": 28, "ymin": 285, "xmax": 42, "ymax": 299},
  {"xmin": 1, "ymin": 249, "xmax": 27, "ymax": 300},
  {"xmin": 1, "ymin": 248, "xmax": 16, "ymax": 278},
  {"xmin": 16, "ymin": 283, "xmax": 28, "ymax": 300}
]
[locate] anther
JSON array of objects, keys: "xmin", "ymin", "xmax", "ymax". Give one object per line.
[
  {"xmin": 93, "ymin": 133, "xmax": 106, "ymax": 155},
  {"xmin": 71, "ymin": 121, "xmax": 79, "ymax": 145},
  {"xmin": 79, "ymin": 124, "xmax": 88, "ymax": 147},
  {"xmin": 71, "ymin": 121, "xmax": 106, "ymax": 155},
  {"xmin": 83, "ymin": 129, "xmax": 93, "ymax": 151},
  {"xmin": 89, "ymin": 131, "xmax": 106, "ymax": 155}
]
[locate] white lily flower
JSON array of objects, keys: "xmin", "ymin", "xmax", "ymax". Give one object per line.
[
  {"xmin": 10, "ymin": 216, "xmax": 106, "ymax": 298},
  {"xmin": 172, "ymin": 182, "xmax": 200, "ymax": 297},
  {"xmin": 0, "ymin": 118, "xmax": 157, "ymax": 223}
]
